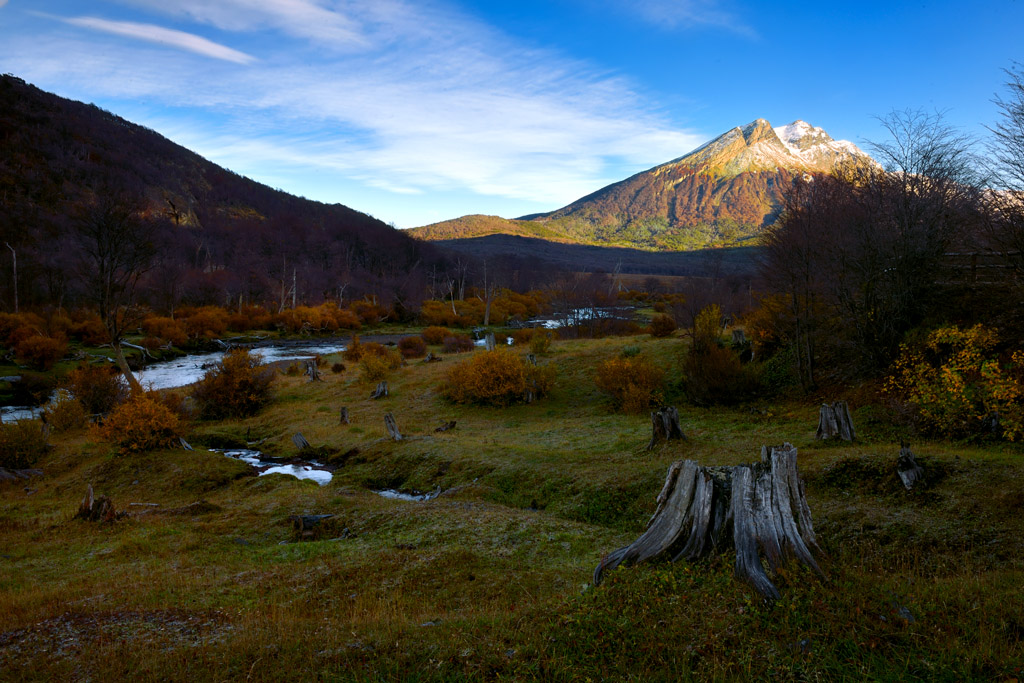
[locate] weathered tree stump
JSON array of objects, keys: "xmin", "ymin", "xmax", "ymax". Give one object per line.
[
  {"xmin": 647, "ymin": 406, "xmax": 686, "ymax": 450},
  {"xmin": 731, "ymin": 329, "xmax": 748, "ymax": 346},
  {"xmin": 290, "ymin": 514, "xmax": 334, "ymax": 539},
  {"xmin": 75, "ymin": 484, "xmax": 119, "ymax": 522},
  {"xmin": 815, "ymin": 401, "xmax": 856, "ymax": 441},
  {"xmin": 425, "ymin": 352, "xmax": 442, "ymax": 363},
  {"xmin": 180, "ymin": 437, "xmax": 193, "ymax": 451},
  {"xmin": 485, "ymin": 332, "xmax": 496, "ymax": 351},
  {"xmin": 526, "ymin": 353, "xmax": 537, "ymax": 366},
  {"xmin": 339, "ymin": 407, "xmax": 350, "ymax": 425},
  {"xmin": 370, "ymin": 381, "xmax": 389, "ymax": 399},
  {"xmin": 384, "ymin": 412, "xmax": 402, "ymax": 441},
  {"xmin": 435, "ymin": 420, "xmax": 456, "ymax": 433},
  {"xmin": 292, "ymin": 432, "xmax": 311, "ymax": 450},
  {"xmin": 897, "ymin": 442, "xmax": 923, "ymax": 490},
  {"xmin": 594, "ymin": 444, "xmax": 823, "ymax": 600},
  {"xmin": 304, "ymin": 360, "xmax": 322, "ymax": 381}
]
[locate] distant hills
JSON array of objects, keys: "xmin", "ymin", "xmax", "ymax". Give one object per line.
[
  {"xmin": 410, "ymin": 119, "xmax": 875, "ymax": 253},
  {"xmin": 0, "ymin": 74, "xmax": 442, "ymax": 312}
]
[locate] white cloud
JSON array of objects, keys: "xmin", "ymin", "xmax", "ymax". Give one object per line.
[
  {"xmin": 620, "ymin": 0, "xmax": 755, "ymax": 36},
  {"xmin": 3, "ymin": 1, "xmax": 706, "ymax": 217},
  {"xmin": 58, "ymin": 16, "xmax": 257, "ymax": 64}
]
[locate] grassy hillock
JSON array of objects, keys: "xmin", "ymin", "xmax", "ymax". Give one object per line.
[{"xmin": 1, "ymin": 335, "xmax": 1022, "ymax": 680}]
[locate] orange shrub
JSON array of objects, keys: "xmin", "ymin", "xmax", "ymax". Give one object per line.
[
  {"xmin": 0, "ymin": 420, "xmax": 50, "ymax": 468},
  {"xmin": 7, "ymin": 325, "xmax": 37, "ymax": 349},
  {"xmin": 510, "ymin": 328, "xmax": 535, "ymax": 346},
  {"xmin": 595, "ymin": 355, "xmax": 665, "ymax": 413},
  {"xmin": 191, "ymin": 349, "xmax": 275, "ymax": 419},
  {"xmin": 64, "ymin": 365, "xmax": 127, "ymax": 415},
  {"xmin": 530, "ymin": 330, "xmax": 554, "ymax": 354},
  {"xmin": 227, "ymin": 305, "xmax": 274, "ymax": 332},
  {"xmin": 343, "ymin": 334, "xmax": 363, "ymax": 361},
  {"xmin": 97, "ymin": 397, "xmax": 182, "ymax": 454},
  {"xmin": 14, "ymin": 335, "xmax": 67, "ymax": 370},
  {"xmin": 422, "ymin": 326, "xmax": 452, "ymax": 345},
  {"xmin": 649, "ymin": 314, "xmax": 678, "ymax": 338},
  {"xmin": 443, "ymin": 348, "xmax": 551, "ymax": 406},
  {"xmin": 398, "ymin": 336, "xmax": 427, "ymax": 359},
  {"xmin": 43, "ymin": 392, "xmax": 88, "ymax": 432},
  {"xmin": 183, "ymin": 307, "xmax": 228, "ymax": 339},
  {"xmin": 350, "ymin": 300, "xmax": 388, "ymax": 325},
  {"xmin": 359, "ymin": 349, "xmax": 403, "ymax": 381},
  {"xmin": 69, "ymin": 317, "xmax": 109, "ymax": 345},
  {"xmin": 142, "ymin": 316, "xmax": 188, "ymax": 346}
]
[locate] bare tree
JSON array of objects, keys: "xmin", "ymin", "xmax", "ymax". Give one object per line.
[
  {"xmin": 986, "ymin": 64, "xmax": 1024, "ymax": 275},
  {"xmin": 74, "ymin": 192, "xmax": 159, "ymax": 394}
]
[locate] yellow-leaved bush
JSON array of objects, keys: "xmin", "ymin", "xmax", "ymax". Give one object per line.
[
  {"xmin": 886, "ymin": 324, "xmax": 1024, "ymax": 440},
  {"xmin": 595, "ymin": 354, "xmax": 665, "ymax": 413},
  {"xmin": 97, "ymin": 396, "xmax": 182, "ymax": 454},
  {"xmin": 192, "ymin": 349, "xmax": 275, "ymax": 420},
  {"xmin": 443, "ymin": 348, "xmax": 554, "ymax": 406}
]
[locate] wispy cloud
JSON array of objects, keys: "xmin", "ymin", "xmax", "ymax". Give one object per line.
[
  {"xmin": 3, "ymin": 1, "xmax": 706, "ymax": 222},
  {"xmin": 57, "ymin": 16, "xmax": 257, "ymax": 64},
  {"xmin": 620, "ymin": 0, "xmax": 756, "ymax": 36}
]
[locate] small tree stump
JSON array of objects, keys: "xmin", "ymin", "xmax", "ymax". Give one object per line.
[
  {"xmin": 339, "ymin": 407, "xmax": 350, "ymax": 425},
  {"xmin": 292, "ymin": 432, "xmax": 311, "ymax": 450},
  {"xmin": 526, "ymin": 354, "xmax": 537, "ymax": 366},
  {"xmin": 75, "ymin": 484, "xmax": 119, "ymax": 522},
  {"xmin": 435, "ymin": 420, "xmax": 456, "ymax": 433},
  {"xmin": 425, "ymin": 352, "xmax": 442, "ymax": 363},
  {"xmin": 384, "ymin": 412, "xmax": 402, "ymax": 441},
  {"xmin": 594, "ymin": 444, "xmax": 823, "ymax": 600},
  {"xmin": 485, "ymin": 332, "xmax": 496, "ymax": 351},
  {"xmin": 815, "ymin": 401, "xmax": 856, "ymax": 441},
  {"xmin": 304, "ymin": 360, "xmax": 322, "ymax": 382},
  {"xmin": 180, "ymin": 437, "xmax": 193, "ymax": 451},
  {"xmin": 370, "ymin": 381, "xmax": 389, "ymax": 399},
  {"xmin": 647, "ymin": 406, "xmax": 686, "ymax": 450},
  {"xmin": 731, "ymin": 329, "xmax": 748, "ymax": 346},
  {"xmin": 897, "ymin": 442, "xmax": 923, "ymax": 490}
]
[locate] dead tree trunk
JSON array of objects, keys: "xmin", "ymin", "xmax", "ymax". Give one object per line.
[
  {"xmin": 384, "ymin": 412, "xmax": 402, "ymax": 441},
  {"xmin": 594, "ymin": 443, "xmax": 823, "ymax": 600},
  {"xmin": 647, "ymin": 406, "xmax": 686, "ymax": 450},
  {"xmin": 485, "ymin": 332, "xmax": 496, "ymax": 351},
  {"xmin": 304, "ymin": 360, "xmax": 322, "ymax": 381},
  {"xmin": 75, "ymin": 484, "xmax": 119, "ymax": 522},
  {"xmin": 370, "ymin": 381, "xmax": 388, "ymax": 399},
  {"xmin": 815, "ymin": 401, "xmax": 855, "ymax": 441},
  {"xmin": 897, "ymin": 442, "xmax": 923, "ymax": 490},
  {"xmin": 339, "ymin": 407, "xmax": 350, "ymax": 425}
]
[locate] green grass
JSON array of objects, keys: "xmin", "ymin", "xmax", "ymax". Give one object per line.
[{"xmin": 1, "ymin": 335, "xmax": 1022, "ymax": 681}]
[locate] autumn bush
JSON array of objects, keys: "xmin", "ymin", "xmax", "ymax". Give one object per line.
[
  {"xmin": 680, "ymin": 342, "xmax": 758, "ymax": 406},
  {"xmin": 183, "ymin": 307, "xmax": 228, "ymax": 339},
  {"xmin": 443, "ymin": 334, "xmax": 474, "ymax": 353},
  {"xmin": 97, "ymin": 396, "xmax": 182, "ymax": 454},
  {"xmin": 595, "ymin": 354, "xmax": 665, "ymax": 413},
  {"xmin": 43, "ymin": 391, "xmax": 88, "ymax": 432},
  {"xmin": 0, "ymin": 420, "xmax": 50, "ymax": 469},
  {"xmin": 510, "ymin": 328, "xmax": 535, "ymax": 346},
  {"xmin": 68, "ymin": 316, "xmax": 110, "ymax": 345},
  {"xmin": 444, "ymin": 348, "xmax": 551, "ymax": 406},
  {"xmin": 887, "ymin": 325, "xmax": 1024, "ymax": 440},
  {"xmin": 359, "ymin": 347, "xmax": 403, "ymax": 381},
  {"xmin": 142, "ymin": 316, "xmax": 188, "ymax": 346},
  {"xmin": 649, "ymin": 314, "xmax": 678, "ymax": 338},
  {"xmin": 398, "ymin": 336, "xmax": 427, "ymax": 359},
  {"xmin": 421, "ymin": 326, "xmax": 452, "ymax": 345},
  {"xmin": 530, "ymin": 330, "xmax": 554, "ymax": 355},
  {"xmin": 14, "ymin": 335, "xmax": 67, "ymax": 370},
  {"xmin": 192, "ymin": 349, "xmax": 275, "ymax": 420},
  {"xmin": 64, "ymin": 365, "xmax": 127, "ymax": 415},
  {"xmin": 342, "ymin": 335, "xmax": 364, "ymax": 361},
  {"xmin": 331, "ymin": 362, "xmax": 345, "ymax": 374}
]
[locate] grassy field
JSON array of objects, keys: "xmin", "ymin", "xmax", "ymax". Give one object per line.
[{"xmin": 1, "ymin": 335, "xmax": 1023, "ymax": 681}]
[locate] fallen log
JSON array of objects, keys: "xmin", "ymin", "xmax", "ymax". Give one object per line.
[
  {"xmin": 594, "ymin": 443, "xmax": 823, "ymax": 600},
  {"xmin": 647, "ymin": 406, "xmax": 686, "ymax": 450},
  {"xmin": 384, "ymin": 412, "xmax": 402, "ymax": 441},
  {"xmin": 815, "ymin": 401, "xmax": 856, "ymax": 441},
  {"xmin": 370, "ymin": 381, "xmax": 389, "ymax": 400},
  {"xmin": 897, "ymin": 442, "xmax": 923, "ymax": 491}
]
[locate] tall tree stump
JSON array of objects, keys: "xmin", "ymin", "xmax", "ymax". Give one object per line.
[
  {"xmin": 75, "ymin": 484, "xmax": 119, "ymax": 522},
  {"xmin": 384, "ymin": 412, "xmax": 402, "ymax": 441},
  {"xmin": 897, "ymin": 442, "xmax": 923, "ymax": 490},
  {"xmin": 370, "ymin": 381, "xmax": 388, "ymax": 399},
  {"xmin": 485, "ymin": 332, "xmax": 496, "ymax": 351},
  {"xmin": 594, "ymin": 443, "xmax": 823, "ymax": 600},
  {"xmin": 815, "ymin": 401, "xmax": 856, "ymax": 441},
  {"xmin": 339, "ymin": 407, "xmax": 350, "ymax": 425},
  {"xmin": 647, "ymin": 406, "xmax": 686, "ymax": 450},
  {"xmin": 304, "ymin": 360, "xmax": 322, "ymax": 381}
]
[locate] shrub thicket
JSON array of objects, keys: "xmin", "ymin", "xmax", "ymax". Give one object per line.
[
  {"xmin": 887, "ymin": 324, "xmax": 1024, "ymax": 440},
  {"xmin": 43, "ymin": 391, "xmax": 89, "ymax": 432},
  {"xmin": 14, "ymin": 335, "xmax": 67, "ymax": 370},
  {"xmin": 444, "ymin": 348, "xmax": 553, "ymax": 406},
  {"xmin": 98, "ymin": 397, "xmax": 182, "ymax": 454},
  {"xmin": 595, "ymin": 355, "xmax": 665, "ymax": 413},
  {"xmin": 530, "ymin": 330, "xmax": 554, "ymax": 355},
  {"xmin": 192, "ymin": 349, "xmax": 274, "ymax": 420},
  {"xmin": 649, "ymin": 314, "xmax": 678, "ymax": 338},
  {"xmin": 64, "ymin": 365, "xmax": 127, "ymax": 415},
  {"xmin": 398, "ymin": 336, "xmax": 427, "ymax": 359},
  {"xmin": 0, "ymin": 420, "xmax": 50, "ymax": 469},
  {"xmin": 443, "ymin": 334, "xmax": 474, "ymax": 353},
  {"xmin": 422, "ymin": 326, "xmax": 452, "ymax": 345}
]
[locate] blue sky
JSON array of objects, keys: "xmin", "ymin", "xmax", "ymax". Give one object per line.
[{"xmin": 1, "ymin": 0, "xmax": 1021, "ymax": 227}]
